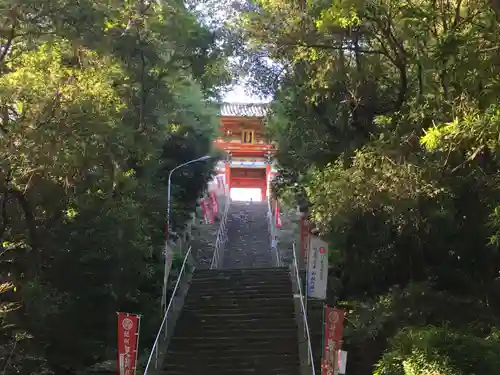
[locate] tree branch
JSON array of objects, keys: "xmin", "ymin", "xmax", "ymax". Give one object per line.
[
  {"xmin": 0, "ymin": 12, "xmax": 17, "ymax": 67},
  {"xmin": 0, "ymin": 170, "xmax": 11, "ymax": 240},
  {"xmin": 286, "ymin": 41, "xmax": 387, "ymax": 57},
  {"xmin": 8, "ymin": 187, "xmax": 40, "ymax": 277}
]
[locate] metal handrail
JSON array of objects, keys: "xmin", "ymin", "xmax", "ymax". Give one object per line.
[
  {"xmin": 144, "ymin": 246, "xmax": 194, "ymax": 374},
  {"xmin": 210, "ymin": 190, "xmax": 230, "ymax": 269},
  {"xmin": 292, "ymin": 241, "xmax": 316, "ymax": 375},
  {"xmin": 267, "ymin": 198, "xmax": 281, "ymax": 267}
]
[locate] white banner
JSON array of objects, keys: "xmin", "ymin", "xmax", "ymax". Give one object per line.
[
  {"xmin": 338, "ymin": 350, "xmax": 347, "ymax": 374},
  {"xmin": 307, "ymin": 235, "xmax": 328, "ymax": 299}
]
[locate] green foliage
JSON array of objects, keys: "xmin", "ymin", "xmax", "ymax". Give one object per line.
[
  {"xmin": 0, "ymin": 0, "xmax": 230, "ymax": 373},
  {"xmin": 375, "ymin": 326, "xmax": 500, "ymax": 375},
  {"xmin": 235, "ymin": 0, "xmax": 500, "ymax": 373}
]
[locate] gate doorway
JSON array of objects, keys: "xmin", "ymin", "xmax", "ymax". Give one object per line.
[{"xmin": 230, "ymin": 188, "xmax": 262, "ymax": 202}]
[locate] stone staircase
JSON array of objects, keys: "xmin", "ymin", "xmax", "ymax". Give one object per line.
[
  {"xmin": 161, "ymin": 268, "xmax": 301, "ymax": 375},
  {"xmin": 146, "ymin": 199, "xmax": 303, "ymax": 375},
  {"xmin": 223, "ymin": 201, "xmax": 274, "ymax": 268}
]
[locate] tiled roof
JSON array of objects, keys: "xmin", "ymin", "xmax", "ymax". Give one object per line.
[{"xmin": 219, "ymin": 102, "xmax": 268, "ymax": 117}]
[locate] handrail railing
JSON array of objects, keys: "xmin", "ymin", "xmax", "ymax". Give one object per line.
[
  {"xmin": 292, "ymin": 241, "xmax": 316, "ymax": 375},
  {"xmin": 267, "ymin": 198, "xmax": 281, "ymax": 267},
  {"xmin": 144, "ymin": 246, "xmax": 194, "ymax": 374},
  {"xmin": 210, "ymin": 190, "xmax": 230, "ymax": 269}
]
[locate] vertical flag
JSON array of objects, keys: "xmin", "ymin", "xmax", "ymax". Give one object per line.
[
  {"xmin": 307, "ymin": 236, "xmax": 329, "ymax": 299},
  {"xmin": 300, "ymin": 217, "xmax": 310, "ymax": 263},
  {"xmin": 321, "ymin": 306, "xmax": 345, "ymax": 375},
  {"xmin": 204, "ymin": 196, "xmax": 214, "ymax": 224},
  {"xmin": 201, "ymin": 198, "xmax": 208, "ymax": 223},
  {"xmin": 211, "ymin": 191, "xmax": 219, "ymax": 216},
  {"xmin": 207, "ymin": 201, "xmax": 214, "ymax": 224},
  {"xmin": 275, "ymin": 200, "xmax": 282, "ymax": 228},
  {"xmin": 117, "ymin": 312, "xmax": 140, "ymax": 375}
]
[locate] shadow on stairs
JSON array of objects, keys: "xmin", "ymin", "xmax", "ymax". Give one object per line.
[{"xmin": 159, "ymin": 268, "xmax": 301, "ymax": 375}]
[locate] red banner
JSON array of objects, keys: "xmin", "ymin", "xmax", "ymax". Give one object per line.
[
  {"xmin": 117, "ymin": 312, "xmax": 140, "ymax": 375},
  {"xmin": 211, "ymin": 191, "xmax": 219, "ymax": 216},
  {"xmin": 275, "ymin": 200, "xmax": 282, "ymax": 228},
  {"xmin": 300, "ymin": 217, "xmax": 310, "ymax": 261},
  {"xmin": 322, "ymin": 306, "xmax": 345, "ymax": 375},
  {"xmin": 207, "ymin": 200, "xmax": 214, "ymax": 224}
]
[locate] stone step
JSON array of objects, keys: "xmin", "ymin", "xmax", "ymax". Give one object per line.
[
  {"xmin": 227, "ymin": 234, "xmax": 269, "ymax": 238},
  {"xmin": 193, "ymin": 274, "xmax": 290, "ymax": 281},
  {"xmin": 227, "ymin": 212, "xmax": 268, "ymax": 217},
  {"xmin": 190, "ymin": 275, "xmax": 290, "ymax": 284},
  {"xmin": 162, "ymin": 369, "xmax": 299, "ymax": 375},
  {"xmin": 189, "ymin": 284, "xmax": 292, "ymax": 294},
  {"xmin": 169, "ymin": 335, "xmax": 298, "ymax": 347},
  {"xmin": 182, "ymin": 302, "xmax": 293, "ymax": 312},
  {"xmin": 187, "ymin": 282, "xmax": 288, "ymax": 294},
  {"xmin": 174, "ymin": 318, "xmax": 297, "ymax": 333},
  {"xmin": 183, "ymin": 296, "xmax": 294, "ymax": 309},
  {"xmin": 228, "ymin": 229, "xmax": 269, "ymax": 233},
  {"xmin": 163, "ymin": 360, "xmax": 300, "ymax": 375},
  {"xmin": 186, "ymin": 293, "xmax": 293, "ymax": 302},
  {"xmin": 165, "ymin": 351, "xmax": 298, "ymax": 361},
  {"xmin": 191, "ymin": 280, "xmax": 292, "ymax": 295},
  {"xmin": 190, "ymin": 279, "xmax": 287, "ymax": 285},
  {"xmin": 176, "ymin": 310, "xmax": 295, "ymax": 321},
  {"xmin": 164, "ymin": 360, "xmax": 300, "ymax": 369},
  {"xmin": 164, "ymin": 351, "xmax": 298, "ymax": 373},
  {"xmin": 167, "ymin": 343, "xmax": 298, "ymax": 355},
  {"xmin": 165, "ymin": 364, "xmax": 299, "ymax": 375},
  {"xmin": 172, "ymin": 326, "xmax": 298, "ymax": 336},
  {"xmin": 227, "ymin": 214, "xmax": 269, "ymax": 219},
  {"xmin": 193, "ymin": 267, "xmax": 288, "ymax": 276},
  {"xmin": 192, "ymin": 273, "xmax": 288, "ymax": 280},
  {"xmin": 186, "ymin": 282, "xmax": 293, "ymax": 298},
  {"xmin": 171, "ymin": 334, "xmax": 299, "ymax": 343}
]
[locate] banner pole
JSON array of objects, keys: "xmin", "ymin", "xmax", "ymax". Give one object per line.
[
  {"xmin": 304, "ymin": 232, "xmax": 309, "ymax": 339},
  {"xmin": 133, "ymin": 315, "xmax": 141, "ymax": 375},
  {"xmin": 116, "ymin": 312, "xmax": 120, "ymax": 375},
  {"xmin": 321, "ymin": 303, "xmax": 326, "ymax": 375}
]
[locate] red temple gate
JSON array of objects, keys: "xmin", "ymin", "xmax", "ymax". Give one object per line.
[{"xmin": 212, "ymin": 103, "xmax": 277, "ymax": 200}]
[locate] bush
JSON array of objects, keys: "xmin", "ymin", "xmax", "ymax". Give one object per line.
[{"xmin": 375, "ymin": 326, "xmax": 500, "ymax": 375}]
